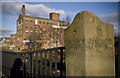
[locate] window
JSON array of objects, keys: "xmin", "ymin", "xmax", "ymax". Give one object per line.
[
  {"xmin": 40, "ymin": 43, "xmax": 42, "ymax": 46},
  {"xmin": 26, "ymin": 30, "xmax": 28, "ymax": 32},
  {"xmin": 43, "ymin": 31, "xmax": 45, "ymax": 34},
  {"xmin": 47, "ymin": 22, "xmax": 49, "ymax": 24},
  {"xmin": 26, "ymin": 37, "xmax": 28, "ymax": 39},
  {"xmin": 58, "ymin": 32, "xmax": 59, "ymax": 35},
  {"xmin": 59, "ymin": 23, "xmax": 61, "ymax": 26},
  {"xmin": 26, "ymin": 45, "xmax": 28, "ymax": 49},
  {"xmin": 39, "ymin": 31, "xmax": 42, "ymax": 33},
  {"xmin": 55, "ymin": 43, "xmax": 57, "ymax": 47},
  {"xmin": 26, "ymin": 19, "xmax": 28, "ymax": 22},
  {"xmin": 30, "ymin": 25, "xmax": 33, "ymax": 28},
  {"xmin": 30, "ymin": 20, "xmax": 33, "ymax": 23},
  {"xmin": 31, "ymin": 31, "xmax": 33, "ymax": 33},
  {"xmin": 26, "ymin": 25, "xmax": 28, "ymax": 28},
  {"xmin": 35, "ymin": 20, "xmax": 38, "ymax": 24},
  {"xmin": 26, "ymin": 30, "xmax": 28, "ymax": 34},
  {"xmin": 39, "ymin": 21, "xmax": 41, "ymax": 24},
  {"xmin": 43, "ymin": 21, "xmax": 45, "ymax": 24},
  {"xmin": 35, "ymin": 26, "xmax": 38, "ymax": 29},
  {"xmin": 51, "ymin": 22, "xmax": 53, "ymax": 25}
]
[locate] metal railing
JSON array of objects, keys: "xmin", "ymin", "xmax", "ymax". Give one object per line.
[{"xmin": 2, "ymin": 47, "xmax": 65, "ymax": 78}]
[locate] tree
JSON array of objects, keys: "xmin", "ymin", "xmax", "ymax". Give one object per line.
[
  {"xmin": 63, "ymin": 15, "xmax": 71, "ymax": 26},
  {"xmin": 28, "ymin": 25, "xmax": 43, "ymax": 50}
]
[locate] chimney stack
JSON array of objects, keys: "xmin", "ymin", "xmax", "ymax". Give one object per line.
[
  {"xmin": 49, "ymin": 13, "xmax": 59, "ymax": 20},
  {"xmin": 22, "ymin": 5, "xmax": 25, "ymax": 15}
]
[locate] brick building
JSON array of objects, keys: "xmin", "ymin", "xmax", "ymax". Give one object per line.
[
  {"xmin": 10, "ymin": 34, "xmax": 17, "ymax": 49},
  {"xmin": 11, "ymin": 5, "xmax": 68, "ymax": 50}
]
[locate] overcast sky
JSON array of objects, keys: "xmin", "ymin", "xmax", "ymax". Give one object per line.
[{"xmin": 1, "ymin": 2, "xmax": 118, "ymax": 37}]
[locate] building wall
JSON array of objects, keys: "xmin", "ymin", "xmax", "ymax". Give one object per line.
[
  {"xmin": 17, "ymin": 15, "xmax": 23, "ymax": 48},
  {"xmin": 11, "ymin": 34, "xmax": 17, "ymax": 49},
  {"xmin": 16, "ymin": 15, "xmax": 68, "ymax": 49},
  {"xmin": 11, "ymin": 5, "xmax": 68, "ymax": 50}
]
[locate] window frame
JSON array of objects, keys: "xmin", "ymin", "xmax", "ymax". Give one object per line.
[
  {"xmin": 26, "ymin": 19, "xmax": 29, "ymax": 22},
  {"xmin": 39, "ymin": 21, "xmax": 42, "ymax": 24},
  {"xmin": 30, "ymin": 20, "xmax": 33, "ymax": 23},
  {"xmin": 26, "ymin": 25, "xmax": 28, "ymax": 28},
  {"xmin": 43, "ymin": 21, "xmax": 45, "ymax": 24}
]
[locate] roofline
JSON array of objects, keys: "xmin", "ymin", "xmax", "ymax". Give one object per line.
[
  {"xmin": 1, "ymin": 37, "xmax": 11, "ymax": 40},
  {"xmin": 24, "ymin": 15, "xmax": 66, "ymax": 23},
  {"xmin": 11, "ymin": 34, "xmax": 17, "ymax": 36},
  {"xmin": 17, "ymin": 14, "xmax": 22, "ymax": 21},
  {"xmin": 49, "ymin": 12, "xmax": 59, "ymax": 15}
]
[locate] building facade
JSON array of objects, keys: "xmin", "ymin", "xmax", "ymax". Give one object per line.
[
  {"xmin": 11, "ymin": 5, "xmax": 68, "ymax": 50},
  {"xmin": 0, "ymin": 37, "xmax": 11, "ymax": 49},
  {"xmin": 10, "ymin": 34, "xmax": 17, "ymax": 49}
]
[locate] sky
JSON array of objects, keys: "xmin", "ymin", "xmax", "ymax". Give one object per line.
[
  {"xmin": 1, "ymin": 2, "xmax": 119, "ymax": 37},
  {"xmin": 1, "ymin": 0, "xmax": 120, "ymax": 2}
]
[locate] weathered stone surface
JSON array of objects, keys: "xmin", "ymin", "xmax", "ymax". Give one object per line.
[{"xmin": 65, "ymin": 11, "xmax": 115, "ymax": 76}]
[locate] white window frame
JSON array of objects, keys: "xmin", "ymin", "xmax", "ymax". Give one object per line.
[
  {"xmin": 35, "ymin": 20, "xmax": 38, "ymax": 24},
  {"xmin": 26, "ymin": 30, "xmax": 28, "ymax": 32}
]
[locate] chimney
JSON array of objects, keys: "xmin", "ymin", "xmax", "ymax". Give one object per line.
[
  {"xmin": 22, "ymin": 5, "xmax": 25, "ymax": 15},
  {"xmin": 49, "ymin": 13, "xmax": 59, "ymax": 20}
]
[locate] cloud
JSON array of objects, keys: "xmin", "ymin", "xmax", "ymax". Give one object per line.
[
  {"xmin": 99, "ymin": 13, "xmax": 118, "ymax": 34},
  {"xmin": 2, "ymin": 2, "xmax": 21, "ymax": 16},
  {"xmin": 65, "ymin": 11, "xmax": 76, "ymax": 16},
  {"xmin": 99, "ymin": 13, "xmax": 118, "ymax": 22},
  {"xmin": 1, "ymin": 2, "xmax": 66, "ymax": 37},
  {"xmin": 62, "ymin": 11, "xmax": 77, "ymax": 23},
  {"xmin": 2, "ymin": 2, "xmax": 65, "ymax": 17},
  {"xmin": 0, "ymin": 29, "xmax": 14, "ymax": 37}
]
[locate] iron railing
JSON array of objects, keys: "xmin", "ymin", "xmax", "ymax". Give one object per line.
[{"xmin": 2, "ymin": 47, "xmax": 65, "ymax": 78}]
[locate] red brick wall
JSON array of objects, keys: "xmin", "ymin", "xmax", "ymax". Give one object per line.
[{"xmin": 49, "ymin": 13, "xmax": 59, "ymax": 20}]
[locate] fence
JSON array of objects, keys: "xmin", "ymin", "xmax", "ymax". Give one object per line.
[{"xmin": 2, "ymin": 47, "xmax": 65, "ymax": 78}]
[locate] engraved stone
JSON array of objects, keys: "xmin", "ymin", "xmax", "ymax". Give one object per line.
[{"xmin": 65, "ymin": 11, "xmax": 115, "ymax": 76}]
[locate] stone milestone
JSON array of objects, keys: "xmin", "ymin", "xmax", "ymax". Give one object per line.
[{"xmin": 65, "ymin": 11, "xmax": 115, "ymax": 76}]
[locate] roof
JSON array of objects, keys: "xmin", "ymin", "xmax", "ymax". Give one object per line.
[
  {"xmin": 24, "ymin": 15, "xmax": 65, "ymax": 23},
  {"xmin": 49, "ymin": 12, "xmax": 59, "ymax": 15},
  {"xmin": 0, "ymin": 38, "xmax": 2, "ymax": 41},
  {"xmin": 0, "ymin": 37, "xmax": 11, "ymax": 41},
  {"xmin": 11, "ymin": 34, "xmax": 17, "ymax": 36},
  {"xmin": 4, "ymin": 37, "xmax": 11, "ymax": 40}
]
